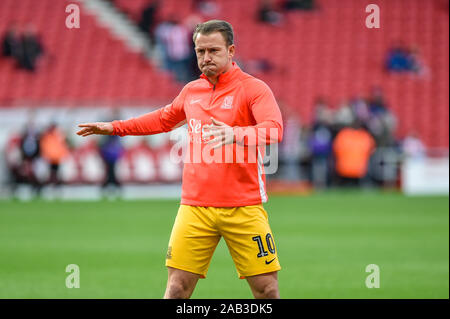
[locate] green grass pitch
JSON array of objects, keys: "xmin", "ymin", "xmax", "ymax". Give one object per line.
[{"xmin": 0, "ymin": 191, "xmax": 448, "ymax": 299}]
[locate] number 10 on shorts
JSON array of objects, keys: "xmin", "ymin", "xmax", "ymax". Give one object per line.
[{"xmin": 252, "ymin": 233, "xmax": 276, "ymax": 257}]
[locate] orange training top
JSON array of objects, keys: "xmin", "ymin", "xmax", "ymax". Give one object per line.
[
  {"xmin": 333, "ymin": 127, "xmax": 375, "ymax": 178},
  {"xmin": 40, "ymin": 128, "xmax": 69, "ymax": 165},
  {"xmin": 112, "ymin": 62, "xmax": 283, "ymax": 207}
]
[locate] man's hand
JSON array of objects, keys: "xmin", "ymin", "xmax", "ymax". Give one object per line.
[
  {"xmin": 203, "ymin": 117, "xmax": 235, "ymax": 149},
  {"xmin": 76, "ymin": 122, "xmax": 114, "ymax": 137}
]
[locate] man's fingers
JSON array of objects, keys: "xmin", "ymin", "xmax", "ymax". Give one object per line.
[
  {"xmin": 76, "ymin": 122, "xmax": 113, "ymax": 136},
  {"xmin": 76, "ymin": 128, "xmax": 89, "ymax": 135},
  {"xmin": 81, "ymin": 132, "xmax": 94, "ymax": 137},
  {"xmin": 212, "ymin": 141, "xmax": 225, "ymax": 149},
  {"xmin": 77, "ymin": 126, "xmax": 96, "ymax": 134},
  {"xmin": 204, "ymin": 125, "xmax": 221, "ymax": 130},
  {"xmin": 203, "ymin": 129, "xmax": 225, "ymax": 139},
  {"xmin": 206, "ymin": 135, "xmax": 224, "ymax": 145},
  {"xmin": 211, "ymin": 117, "xmax": 226, "ymax": 126},
  {"xmin": 79, "ymin": 129, "xmax": 94, "ymax": 137},
  {"xmin": 78, "ymin": 123, "xmax": 97, "ymax": 128},
  {"xmin": 203, "ymin": 124, "xmax": 223, "ymax": 133}
]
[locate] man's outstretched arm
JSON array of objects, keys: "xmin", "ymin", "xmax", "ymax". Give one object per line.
[{"xmin": 76, "ymin": 86, "xmax": 188, "ymax": 138}]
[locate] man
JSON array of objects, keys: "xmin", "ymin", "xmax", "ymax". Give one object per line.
[
  {"xmin": 18, "ymin": 25, "xmax": 44, "ymax": 72},
  {"xmin": 40, "ymin": 123, "xmax": 69, "ymax": 186},
  {"xmin": 333, "ymin": 120, "xmax": 375, "ymax": 187},
  {"xmin": 2, "ymin": 24, "xmax": 20, "ymax": 58},
  {"xmin": 77, "ymin": 20, "xmax": 283, "ymax": 299}
]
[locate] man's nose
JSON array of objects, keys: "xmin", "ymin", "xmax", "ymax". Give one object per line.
[{"xmin": 204, "ymin": 52, "xmax": 212, "ymax": 62}]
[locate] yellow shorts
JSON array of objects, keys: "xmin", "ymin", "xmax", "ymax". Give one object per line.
[{"xmin": 165, "ymin": 204, "xmax": 281, "ymax": 279}]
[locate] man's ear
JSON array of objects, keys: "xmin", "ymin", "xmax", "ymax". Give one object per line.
[{"xmin": 228, "ymin": 44, "xmax": 235, "ymax": 59}]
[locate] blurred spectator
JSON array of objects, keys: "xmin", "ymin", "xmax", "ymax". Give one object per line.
[
  {"xmin": 5, "ymin": 133, "xmax": 24, "ymax": 196},
  {"xmin": 386, "ymin": 45, "xmax": 410, "ymax": 72},
  {"xmin": 155, "ymin": 20, "xmax": 174, "ymax": 71},
  {"xmin": 243, "ymin": 58, "xmax": 274, "ymax": 75},
  {"xmin": 402, "ymin": 132, "xmax": 426, "ymax": 160},
  {"xmin": 364, "ymin": 87, "xmax": 397, "ymax": 147},
  {"xmin": 334, "ymin": 100, "xmax": 354, "ymax": 130},
  {"xmin": 17, "ymin": 25, "xmax": 44, "ymax": 72},
  {"xmin": 155, "ymin": 19, "xmax": 192, "ymax": 83},
  {"xmin": 184, "ymin": 14, "xmax": 204, "ymax": 81},
  {"xmin": 368, "ymin": 86, "xmax": 387, "ymax": 115},
  {"xmin": 366, "ymin": 113, "xmax": 395, "ymax": 147},
  {"xmin": 184, "ymin": 13, "xmax": 204, "ymax": 31},
  {"xmin": 19, "ymin": 122, "xmax": 42, "ymax": 195},
  {"xmin": 283, "ymin": 0, "xmax": 315, "ymax": 10},
  {"xmin": 138, "ymin": 0, "xmax": 160, "ymax": 42},
  {"xmin": 332, "ymin": 121, "xmax": 376, "ymax": 187},
  {"xmin": 99, "ymin": 133, "xmax": 124, "ymax": 197},
  {"xmin": 258, "ymin": 0, "xmax": 284, "ymax": 26},
  {"xmin": 165, "ymin": 20, "xmax": 192, "ymax": 83},
  {"xmin": 2, "ymin": 24, "xmax": 20, "ymax": 59},
  {"xmin": 385, "ymin": 44, "xmax": 423, "ymax": 74},
  {"xmin": 351, "ymin": 97, "xmax": 371, "ymax": 124},
  {"xmin": 408, "ymin": 47, "xmax": 430, "ymax": 78},
  {"xmin": 193, "ymin": 0, "xmax": 221, "ymax": 17},
  {"xmin": 279, "ymin": 104, "xmax": 302, "ymax": 180},
  {"xmin": 308, "ymin": 98, "xmax": 333, "ymax": 188},
  {"xmin": 187, "ymin": 38, "xmax": 202, "ymax": 81},
  {"xmin": 40, "ymin": 123, "xmax": 69, "ymax": 185}
]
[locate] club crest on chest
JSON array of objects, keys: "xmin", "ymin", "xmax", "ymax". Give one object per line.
[{"xmin": 221, "ymin": 96, "xmax": 234, "ymax": 109}]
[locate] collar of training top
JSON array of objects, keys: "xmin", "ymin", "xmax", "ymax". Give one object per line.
[{"xmin": 200, "ymin": 61, "xmax": 240, "ymax": 86}]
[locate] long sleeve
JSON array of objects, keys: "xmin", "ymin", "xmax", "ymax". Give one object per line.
[
  {"xmin": 112, "ymin": 85, "xmax": 188, "ymax": 137},
  {"xmin": 233, "ymin": 79, "xmax": 283, "ymax": 146}
]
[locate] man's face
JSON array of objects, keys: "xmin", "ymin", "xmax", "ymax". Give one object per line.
[{"xmin": 194, "ymin": 32, "xmax": 235, "ymax": 79}]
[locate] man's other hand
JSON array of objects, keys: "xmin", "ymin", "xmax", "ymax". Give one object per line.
[{"xmin": 203, "ymin": 117, "xmax": 235, "ymax": 149}]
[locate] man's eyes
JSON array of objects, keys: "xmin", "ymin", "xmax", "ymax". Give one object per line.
[{"xmin": 197, "ymin": 49, "xmax": 219, "ymax": 54}]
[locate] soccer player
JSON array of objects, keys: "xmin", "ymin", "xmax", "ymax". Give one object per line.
[{"xmin": 76, "ymin": 20, "xmax": 283, "ymax": 299}]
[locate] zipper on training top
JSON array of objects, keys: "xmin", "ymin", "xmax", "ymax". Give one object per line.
[{"xmin": 208, "ymin": 82, "xmax": 216, "ymax": 108}]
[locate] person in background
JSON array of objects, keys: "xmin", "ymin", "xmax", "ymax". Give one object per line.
[
  {"xmin": 154, "ymin": 20, "xmax": 175, "ymax": 71},
  {"xmin": 368, "ymin": 86, "xmax": 388, "ymax": 115},
  {"xmin": 258, "ymin": 0, "xmax": 284, "ymax": 26},
  {"xmin": 193, "ymin": 0, "xmax": 221, "ymax": 18},
  {"xmin": 332, "ymin": 120, "xmax": 376, "ymax": 187},
  {"xmin": 155, "ymin": 19, "xmax": 191, "ymax": 83},
  {"xmin": 334, "ymin": 100, "xmax": 354, "ymax": 131},
  {"xmin": 138, "ymin": 0, "xmax": 160, "ymax": 42},
  {"xmin": 366, "ymin": 87, "xmax": 397, "ymax": 148},
  {"xmin": 165, "ymin": 19, "xmax": 192, "ymax": 83},
  {"xmin": 308, "ymin": 98, "xmax": 334, "ymax": 189},
  {"xmin": 402, "ymin": 131, "xmax": 426, "ymax": 160},
  {"xmin": 99, "ymin": 117, "xmax": 125, "ymax": 198},
  {"xmin": 17, "ymin": 25, "xmax": 44, "ymax": 72},
  {"xmin": 243, "ymin": 58, "xmax": 275, "ymax": 75},
  {"xmin": 283, "ymin": 0, "xmax": 315, "ymax": 11},
  {"xmin": 184, "ymin": 14, "xmax": 204, "ymax": 81},
  {"xmin": 385, "ymin": 43, "xmax": 423, "ymax": 74},
  {"xmin": 19, "ymin": 120, "xmax": 42, "ymax": 196},
  {"xmin": 279, "ymin": 103, "xmax": 302, "ymax": 180},
  {"xmin": 5, "ymin": 132, "xmax": 25, "ymax": 197},
  {"xmin": 2, "ymin": 23, "xmax": 20, "ymax": 59},
  {"xmin": 40, "ymin": 123, "xmax": 69, "ymax": 187}
]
